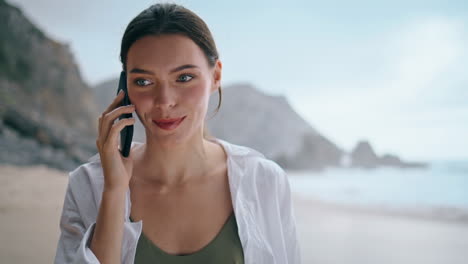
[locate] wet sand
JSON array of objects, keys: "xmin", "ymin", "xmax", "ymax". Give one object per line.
[{"xmin": 1, "ymin": 164, "xmax": 467, "ymax": 264}]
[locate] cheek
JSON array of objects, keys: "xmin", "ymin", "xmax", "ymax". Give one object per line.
[
  {"xmin": 182, "ymin": 83, "xmax": 210, "ymax": 108},
  {"xmin": 129, "ymin": 92, "xmax": 153, "ymax": 109}
]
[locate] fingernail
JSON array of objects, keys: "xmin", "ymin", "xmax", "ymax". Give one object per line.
[{"xmin": 118, "ymin": 90, "xmax": 124, "ymax": 95}]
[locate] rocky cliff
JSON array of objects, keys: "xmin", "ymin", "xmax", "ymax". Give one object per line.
[
  {"xmin": 206, "ymin": 83, "xmax": 344, "ymax": 170},
  {"xmin": 0, "ymin": 0, "xmax": 99, "ymax": 171}
]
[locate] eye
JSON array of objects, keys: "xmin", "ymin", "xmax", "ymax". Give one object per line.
[
  {"xmin": 134, "ymin": 78, "xmax": 152, "ymax": 87},
  {"xmin": 177, "ymin": 74, "xmax": 194, "ymax": 83}
]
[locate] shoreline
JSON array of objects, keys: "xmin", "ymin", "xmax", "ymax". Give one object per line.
[{"xmin": 291, "ymin": 193, "xmax": 468, "ymax": 226}]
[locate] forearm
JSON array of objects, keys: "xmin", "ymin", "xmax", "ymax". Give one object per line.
[{"xmin": 90, "ymin": 187, "xmax": 127, "ymax": 263}]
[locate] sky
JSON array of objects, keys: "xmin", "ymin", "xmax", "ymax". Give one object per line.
[{"xmin": 8, "ymin": 0, "xmax": 468, "ymax": 161}]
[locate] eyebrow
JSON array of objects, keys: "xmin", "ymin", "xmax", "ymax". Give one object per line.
[{"xmin": 129, "ymin": 64, "xmax": 199, "ymax": 75}]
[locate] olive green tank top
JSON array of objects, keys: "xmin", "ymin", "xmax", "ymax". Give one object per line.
[{"xmin": 129, "ymin": 212, "xmax": 244, "ymax": 263}]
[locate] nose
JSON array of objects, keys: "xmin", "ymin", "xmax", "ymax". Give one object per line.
[{"xmin": 152, "ymin": 83, "xmax": 176, "ymax": 109}]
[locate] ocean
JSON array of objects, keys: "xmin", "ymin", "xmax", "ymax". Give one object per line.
[{"xmin": 287, "ymin": 160, "xmax": 468, "ymax": 211}]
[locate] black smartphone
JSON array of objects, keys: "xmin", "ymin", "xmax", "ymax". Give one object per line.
[{"xmin": 116, "ymin": 71, "xmax": 134, "ymax": 157}]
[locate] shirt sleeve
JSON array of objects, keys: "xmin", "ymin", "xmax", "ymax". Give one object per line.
[
  {"xmin": 276, "ymin": 166, "xmax": 302, "ymax": 264},
  {"xmin": 54, "ymin": 172, "xmax": 101, "ymax": 264}
]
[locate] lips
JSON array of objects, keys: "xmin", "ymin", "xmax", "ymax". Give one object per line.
[
  {"xmin": 152, "ymin": 116, "xmax": 186, "ymax": 130},
  {"xmin": 153, "ymin": 117, "xmax": 185, "ymax": 123}
]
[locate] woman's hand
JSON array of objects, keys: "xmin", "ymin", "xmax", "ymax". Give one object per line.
[{"xmin": 95, "ymin": 90, "xmax": 136, "ymax": 191}]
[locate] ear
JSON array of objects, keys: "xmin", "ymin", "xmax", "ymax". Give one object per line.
[{"xmin": 210, "ymin": 59, "xmax": 222, "ymax": 94}]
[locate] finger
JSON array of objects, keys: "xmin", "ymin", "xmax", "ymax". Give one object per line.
[
  {"xmin": 101, "ymin": 104, "xmax": 135, "ymax": 136},
  {"xmin": 103, "ymin": 90, "xmax": 125, "ymax": 116},
  {"xmin": 98, "ymin": 116, "xmax": 102, "ymax": 135},
  {"xmin": 97, "ymin": 115, "xmax": 104, "ymax": 150},
  {"xmin": 101, "ymin": 105, "xmax": 135, "ymax": 143},
  {"xmin": 105, "ymin": 117, "xmax": 135, "ymax": 152}
]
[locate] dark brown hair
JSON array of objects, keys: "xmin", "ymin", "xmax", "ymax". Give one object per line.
[{"xmin": 119, "ymin": 3, "xmax": 222, "ymax": 138}]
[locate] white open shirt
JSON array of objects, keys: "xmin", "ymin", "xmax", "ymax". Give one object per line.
[{"xmin": 54, "ymin": 138, "xmax": 302, "ymax": 263}]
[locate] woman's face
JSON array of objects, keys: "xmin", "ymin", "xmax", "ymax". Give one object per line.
[{"xmin": 126, "ymin": 34, "xmax": 222, "ymax": 144}]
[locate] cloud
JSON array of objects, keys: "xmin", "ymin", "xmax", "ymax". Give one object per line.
[{"xmin": 373, "ymin": 16, "xmax": 467, "ymax": 109}]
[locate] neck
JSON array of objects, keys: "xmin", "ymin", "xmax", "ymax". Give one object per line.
[{"xmin": 131, "ymin": 133, "xmax": 216, "ymax": 188}]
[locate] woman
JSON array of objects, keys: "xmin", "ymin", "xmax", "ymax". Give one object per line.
[{"xmin": 54, "ymin": 3, "xmax": 301, "ymax": 264}]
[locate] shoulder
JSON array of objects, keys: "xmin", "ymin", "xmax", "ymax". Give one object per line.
[
  {"xmin": 65, "ymin": 159, "xmax": 104, "ymax": 205},
  {"xmin": 68, "ymin": 160, "xmax": 103, "ymax": 186},
  {"xmin": 248, "ymin": 156, "xmax": 288, "ymax": 193},
  {"xmin": 218, "ymin": 138, "xmax": 288, "ymax": 188}
]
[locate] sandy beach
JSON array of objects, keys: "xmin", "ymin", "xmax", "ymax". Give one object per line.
[
  {"xmin": 293, "ymin": 194, "xmax": 468, "ymax": 264},
  {"xmin": 1, "ymin": 164, "xmax": 467, "ymax": 264},
  {"xmin": 0, "ymin": 164, "xmax": 68, "ymax": 263}
]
